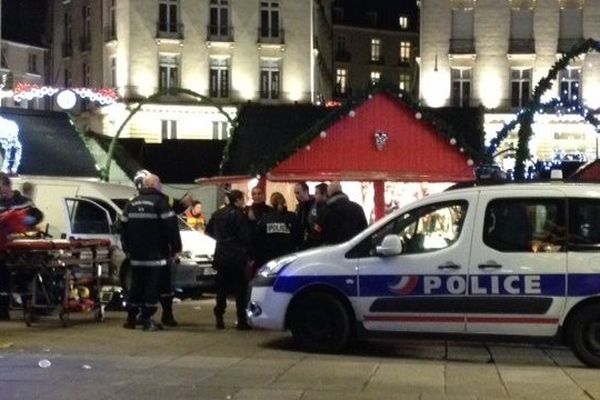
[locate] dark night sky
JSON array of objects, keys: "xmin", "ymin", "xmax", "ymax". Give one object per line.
[{"xmin": 2, "ymin": 0, "xmax": 48, "ymax": 47}]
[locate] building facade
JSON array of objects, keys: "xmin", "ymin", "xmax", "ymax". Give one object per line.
[
  {"xmin": 0, "ymin": 40, "xmax": 48, "ymax": 110},
  {"xmin": 49, "ymin": 0, "xmax": 333, "ymax": 143},
  {"xmin": 332, "ymin": 0, "xmax": 419, "ymax": 100},
  {"xmin": 420, "ymin": 0, "xmax": 600, "ymax": 170}
]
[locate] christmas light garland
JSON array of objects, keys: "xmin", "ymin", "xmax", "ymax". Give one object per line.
[{"xmin": 13, "ymin": 82, "xmax": 117, "ymax": 105}]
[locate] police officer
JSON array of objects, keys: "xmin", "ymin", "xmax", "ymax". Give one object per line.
[
  {"xmin": 0, "ymin": 173, "xmax": 43, "ymax": 320},
  {"xmin": 206, "ymin": 189, "xmax": 253, "ymax": 330},
  {"xmin": 121, "ymin": 174, "xmax": 182, "ymax": 331}
]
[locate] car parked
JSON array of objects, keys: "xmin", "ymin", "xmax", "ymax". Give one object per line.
[{"xmin": 248, "ymin": 182, "xmax": 600, "ymax": 367}]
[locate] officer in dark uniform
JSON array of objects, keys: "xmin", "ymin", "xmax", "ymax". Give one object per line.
[
  {"xmin": 0, "ymin": 173, "xmax": 43, "ymax": 320},
  {"xmin": 120, "ymin": 174, "xmax": 182, "ymax": 331},
  {"xmin": 206, "ymin": 189, "xmax": 253, "ymax": 330},
  {"xmin": 130, "ymin": 170, "xmax": 190, "ymax": 327}
]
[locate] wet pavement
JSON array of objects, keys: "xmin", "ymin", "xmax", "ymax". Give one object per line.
[{"xmin": 1, "ymin": 297, "xmax": 598, "ymax": 400}]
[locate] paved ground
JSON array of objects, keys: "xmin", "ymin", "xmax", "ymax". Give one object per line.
[{"xmin": 0, "ymin": 297, "xmax": 599, "ymax": 400}]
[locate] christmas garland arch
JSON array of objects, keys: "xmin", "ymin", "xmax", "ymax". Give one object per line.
[{"xmin": 488, "ymin": 38, "xmax": 600, "ymax": 180}]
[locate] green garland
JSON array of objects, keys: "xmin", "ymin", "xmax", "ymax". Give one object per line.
[{"xmin": 490, "ymin": 38, "xmax": 600, "ymax": 180}]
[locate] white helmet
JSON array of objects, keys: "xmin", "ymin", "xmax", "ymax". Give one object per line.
[{"xmin": 133, "ymin": 169, "xmax": 150, "ymax": 190}]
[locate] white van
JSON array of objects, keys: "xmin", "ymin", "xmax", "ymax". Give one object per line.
[
  {"xmin": 248, "ymin": 182, "xmax": 600, "ymax": 367},
  {"xmin": 12, "ymin": 176, "xmax": 216, "ymax": 293}
]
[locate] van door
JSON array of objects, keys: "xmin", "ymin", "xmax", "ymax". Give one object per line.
[
  {"xmin": 63, "ymin": 197, "xmax": 120, "ymax": 246},
  {"xmin": 354, "ymin": 193, "xmax": 477, "ymax": 333},
  {"xmin": 467, "ymin": 189, "xmax": 567, "ymax": 336}
]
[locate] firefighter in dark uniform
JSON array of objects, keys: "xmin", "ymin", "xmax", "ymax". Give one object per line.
[
  {"xmin": 0, "ymin": 173, "xmax": 44, "ymax": 320},
  {"xmin": 129, "ymin": 170, "xmax": 191, "ymax": 326},
  {"xmin": 206, "ymin": 189, "xmax": 253, "ymax": 330},
  {"xmin": 121, "ymin": 174, "xmax": 182, "ymax": 331}
]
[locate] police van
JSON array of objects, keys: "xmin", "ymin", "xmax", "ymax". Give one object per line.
[{"xmin": 248, "ymin": 182, "xmax": 600, "ymax": 367}]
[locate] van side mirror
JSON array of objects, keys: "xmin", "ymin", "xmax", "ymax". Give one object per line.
[{"xmin": 376, "ymin": 235, "xmax": 403, "ymax": 257}]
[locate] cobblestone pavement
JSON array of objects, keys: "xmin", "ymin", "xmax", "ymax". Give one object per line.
[{"xmin": 1, "ymin": 297, "xmax": 598, "ymax": 400}]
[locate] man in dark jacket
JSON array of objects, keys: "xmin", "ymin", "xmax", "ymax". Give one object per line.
[
  {"xmin": 206, "ymin": 189, "xmax": 253, "ymax": 330},
  {"xmin": 316, "ymin": 181, "xmax": 368, "ymax": 245},
  {"xmin": 293, "ymin": 181, "xmax": 315, "ymax": 249},
  {"xmin": 120, "ymin": 174, "xmax": 182, "ymax": 331},
  {"xmin": 0, "ymin": 173, "xmax": 44, "ymax": 320}
]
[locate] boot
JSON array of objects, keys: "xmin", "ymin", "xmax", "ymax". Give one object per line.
[
  {"xmin": 215, "ymin": 314, "xmax": 225, "ymax": 330},
  {"xmin": 236, "ymin": 320, "xmax": 252, "ymax": 331},
  {"xmin": 123, "ymin": 312, "xmax": 137, "ymax": 330},
  {"xmin": 142, "ymin": 319, "xmax": 163, "ymax": 332},
  {"xmin": 161, "ymin": 308, "xmax": 178, "ymax": 327}
]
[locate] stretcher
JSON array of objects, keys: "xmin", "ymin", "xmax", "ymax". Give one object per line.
[{"xmin": 6, "ymin": 238, "xmax": 112, "ymax": 327}]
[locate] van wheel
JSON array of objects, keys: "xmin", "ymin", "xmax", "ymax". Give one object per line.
[
  {"xmin": 290, "ymin": 292, "xmax": 351, "ymax": 353},
  {"xmin": 569, "ymin": 304, "xmax": 600, "ymax": 367}
]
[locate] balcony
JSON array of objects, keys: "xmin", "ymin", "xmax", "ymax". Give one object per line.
[
  {"xmin": 449, "ymin": 39, "xmax": 475, "ymax": 54},
  {"xmin": 80, "ymin": 36, "xmax": 91, "ymax": 52},
  {"xmin": 398, "ymin": 57, "xmax": 412, "ymax": 67},
  {"xmin": 156, "ymin": 22, "xmax": 184, "ymax": 41},
  {"xmin": 335, "ymin": 49, "xmax": 351, "ymax": 62},
  {"xmin": 369, "ymin": 56, "xmax": 385, "ymax": 65},
  {"xmin": 103, "ymin": 26, "xmax": 117, "ymax": 42},
  {"xmin": 508, "ymin": 38, "xmax": 535, "ymax": 54},
  {"xmin": 257, "ymin": 28, "xmax": 285, "ymax": 45},
  {"xmin": 62, "ymin": 41, "xmax": 72, "ymax": 58},
  {"xmin": 207, "ymin": 25, "xmax": 234, "ymax": 42},
  {"xmin": 557, "ymin": 38, "xmax": 585, "ymax": 54}
]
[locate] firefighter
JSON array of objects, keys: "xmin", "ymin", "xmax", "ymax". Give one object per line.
[
  {"xmin": 120, "ymin": 174, "xmax": 181, "ymax": 331},
  {"xmin": 0, "ymin": 173, "xmax": 43, "ymax": 320}
]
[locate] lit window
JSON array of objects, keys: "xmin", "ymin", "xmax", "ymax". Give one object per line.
[
  {"xmin": 370, "ymin": 38, "xmax": 381, "ymax": 62},
  {"xmin": 399, "ymin": 42, "xmax": 411, "ymax": 63},
  {"xmin": 399, "ymin": 15, "xmax": 408, "ymax": 29},
  {"xmin": 260, "ymin": 58, "xmax": 280, "ymax": 100},
  {"xmin": 399, "ymin": 73, "xmax": 411, "ymax": 91},
  {"xmin": 336, "ymin": 69, "xmax": 347, "ymax": 95},
  {"xmin": 209, "ymin": 57, "xmax": 230, "ymax": 98},
  {"xmin": 559, "ymin": 68, "xmax": 581, "ymax": 104},
  {"xmin": 511, "ymin": 68, "xmax": 531, "ymax": 108},
  {"xmin": 451, "ymin": 68, "xmax": 471, "ymax": 108},
  {"xmin": 370, "ymin": 71, "xmax": 381, "ymax": 87},
  {"xmin": 161, "ymin": 120, "xmax": 177, "ymax": 140},
  {"xmin": 159, "ymin": 54, "xmax": 180, "ymax": 90}
]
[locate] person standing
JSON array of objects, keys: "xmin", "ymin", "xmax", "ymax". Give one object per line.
[
  {"xmin": 206, "ymin": 189, "xmax": 253, "ymax": 330},
  {"xmin": 185, "ymin": 200, "xmax": 206, "ymax": 231},
  {"xmin": 293, "ymin": 182, "xmax": 315, "ymax": 249},
  {"xmin": 316, "ymin": 181, "xmax": 368, "ymax": 245},
  {"xmin": 120, "ymin": 174, "xmax": 181, "ymax": 331},
  {"xmin": 247, "ymin": 185, "xmax": 272, "ymax": 224},
  {"xmin": 255, "ymin": 192, "xmax": 301, "ymax": 267},
  {"xmin": 0, "ymin": 173, "xmax": 43, "ymax": 320},
  {"xmin": 305, "ymin": 182, "xmax": 328, "ymax": 248}
]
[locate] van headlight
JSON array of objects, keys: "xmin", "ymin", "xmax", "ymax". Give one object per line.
[{"xmin": 258, "ymin": 255, "xmax": 297, "ymax": 278}]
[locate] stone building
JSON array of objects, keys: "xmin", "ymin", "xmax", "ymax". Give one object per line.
[
  {"xmin": 48, "ymin": 0, "xmax": 333, "ymax": 143},
  {"xmin": 420, "ymin": 0, "xmax": 600, "ymax": 169},
  {"xmin": 332, "ymin": 0, "xmax": 419, "ymax": 100}
]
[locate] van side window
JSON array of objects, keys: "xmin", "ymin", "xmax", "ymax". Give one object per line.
[
  {"xmin": 348, "ymin": 200, "xmax": 468, "ymax": 258},
  {"xmin": 67, "ymin": 199, "xmax": 111, "ymax": 234},
  {"xmin": 568, "ymin": 198, "xmax": 600, "ymax": 250},
  {"xmin": 483, "ymin": 198, "xmax": 565, "ymax": 253}
]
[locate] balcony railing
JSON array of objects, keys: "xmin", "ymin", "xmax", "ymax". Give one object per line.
[
  {"xmin": 449, "ymin": 38, "xmax": 475, "ymax": 54},
  {"xmin": 398, "ymin": 57, "xmax": 411, "ymax": 67},
  {"xmin": 369, "ymin": 56, "xmax": 385, "ymax": 65},
  {"xmin": 257, "ymin": 28, "xmax": 285, "ymax": 44},
  {"xmin": 335, "ymin": 49, "xmax": 351, "ymax": 62},
  {"xmin": 80, "ymin": 36, "xmax": 91, "ymax": 52},
  {"xmin": 103, "ymin": 26, "xmax": 117, "ymax": 42},
  {"xmin": 156, "ymin": 22, "xmax": 184, "ymax": 40},
  {"xmin": 207, "ymin": 25, "xmax": 234, "ymax": 42},
  {"xmin": 557, "ymin": 38, "xmax": 585, "ymax": 53},
  {"xmin": 508, "ymin": 38, "xmax": 535, "ymax": 54},
  {"xmin": 62, "ymin": 41, "xmax": 72, "ymax": 58}
]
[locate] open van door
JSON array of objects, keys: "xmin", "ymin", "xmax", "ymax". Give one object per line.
[{"xmin": 63, "ymin": 197, "xmax": 121, "ymax": 247}]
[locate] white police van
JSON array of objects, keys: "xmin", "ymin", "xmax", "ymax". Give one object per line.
[{"xmin": 248, "ymin": 182, "xmax": 600, "ymax": 367}]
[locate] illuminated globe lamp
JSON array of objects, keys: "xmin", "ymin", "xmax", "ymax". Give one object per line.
[{"xmin": 56, "ymin": 89, "xmax": 78, "ymax": 110}]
